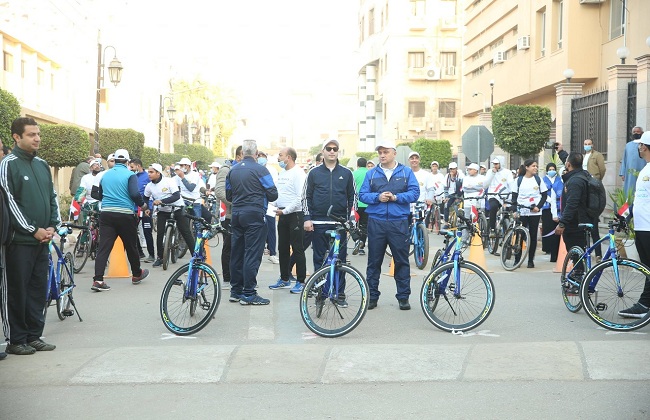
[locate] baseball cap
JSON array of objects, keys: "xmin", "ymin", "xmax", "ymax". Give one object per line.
[
  {"xmin": 430, "ymin": 161, "xmax": 439, "ymax": 166},
  {"xmin": 90, "ymin": 158, "xmax": 101, "ymax": 167},
  {"xmin": 173, "ymin": 164, "xmax": 181, "ymax": 171},
  {"xmin": 177, "ymin": 157, "xmax": 192, "ymax": 166},
  {"xmin": 491, "ymin": 157, "xmax": 500, "ymax": 164},
  {"xmin": 114, "ymin": 149, "xmax": 130, "ymax": 161},
  {"xmin": 480, "ymin": 163, "xmax": 487, "ymax": 168},
  {"xmin": 107, "ymin": 153, "xmax": 115, "ymax": 161},
  {"xmin": 468, "ymin": 163, "xmax": 480, "ymax": 171},
  {"xmin": 408, "ymin": 151, "xmax": 420, "ymax": 159},
  {"xmin": 448, "ymin": 162, "xmax": 458, "ymax": 169},
  {"xmin": 209, "ymin": 161, "xmax": 221, "ymax": 168},
  {"xmin": 374, "ymin": 141, "xmax": 396, "ymax": 151},
  {"xmin": 149, "ymin": 163, "xmax": 163, "ymax": 174},
  {"xmin": 633, "ymin": 132, "xmax": 650, "ymax": 145},
  {"xmin": 322, "ymin": 139, "xmax": 340, "ymax": 149}
]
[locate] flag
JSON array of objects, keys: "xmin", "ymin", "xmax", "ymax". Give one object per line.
[
  {"xmin": 351, "ymin": 208, "xmax": 359, "ymax": 222},
  {"xmin": 470, "ymin": 205, "xmax": 478, "ymax": 223},
  {"xmin": 220, "ymin": 201, "xmax": 227, "ymax": 222},
  {"xmin": 70, "ymin": 199, "xmax": 81, "ymax": 220},
  {"xmin": 618, "ymin": 202, "xmax": 630, "ymax": 219}
]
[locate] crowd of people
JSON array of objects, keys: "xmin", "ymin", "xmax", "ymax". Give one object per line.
[{"xmin": 1, "ymin": 116, "xmax": 649, "ymax": 360}]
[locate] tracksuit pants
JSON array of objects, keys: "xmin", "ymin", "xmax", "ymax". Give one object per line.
[
  {"xmin": 230, "ymin": 211, "xmax": 267, "ymax": 297},
  {"xmin": 366, "ymin": 217, "xmax": 411, "ymax": 301}
]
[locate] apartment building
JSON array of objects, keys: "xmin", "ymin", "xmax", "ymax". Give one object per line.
[{"xmin": 356, "ymin": 0, "xmax": 462, "ymax": 153}]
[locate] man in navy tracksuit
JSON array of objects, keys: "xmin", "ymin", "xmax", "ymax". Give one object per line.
[
  {"xmin": 226, "ymin": 140, "xmax": 278, "ymax": 305},
  {"xmin": 359, "ymin": 142, "xmax": 419, "ymax": 310}
]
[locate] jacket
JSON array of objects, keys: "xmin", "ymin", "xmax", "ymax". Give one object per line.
[
  {"xmin": 303, "ymin": 162, "xmax": 356, "ymax": 222},
  {"xmin": 359, "ymin": 163, "xmax": 420, "ymax": 221},
  {"xmin": 585, "ymin": 149, "xmax": 606, "ymax": 180},
  {"xmin": 69, "ymin": 160, "xmax": 90, "ymax": 195},
  {"xmin": 559, "ymin": 169, "xmax": 591, "ymax": 231},
  {"xmin": 0, "ymin": 146, "xmax": 60, "ymax": 245},
  {"xmin": 214, "ymin": 159, "xmax": 234, "ymax": 219},
  {"xmin": 226, "ymin": 156, "xmax": 278, "ymax": 215},
  {"xmin": 93, "ymin": 163, "xmax": 144, "ymax": 214}
]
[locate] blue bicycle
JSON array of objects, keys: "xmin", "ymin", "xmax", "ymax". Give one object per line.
[
  {"xmin": 385, "ymin": 201, "xmax": 429, "ymax": 269},
  {"xmin": 421, "ymin": 212, "xmax": 495, "ymax": 332},
  {"xmin": 45, "ymin": 223, "xmax": 86, "ymax": 322}
]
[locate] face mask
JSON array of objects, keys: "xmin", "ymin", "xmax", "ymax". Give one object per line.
[
  {"xmin": 258, "ymin": 157, "xmax": 267, "ymax": 166},
  {"xmin": 547, "ymin": 170, "xmax": 557, "ymax": 178},
  {"xmin": 584, "ymin": 145, "xmax": 592, "ymax": 152},
  {"xmin": 633, "ymin": 133, "xmax": 642, "ymax": 140},
  {"xmin": 278, "ymin": 160, "xmax": 287, "ymax": 169}
]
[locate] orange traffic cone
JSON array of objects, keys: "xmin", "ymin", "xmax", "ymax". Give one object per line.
[
  {"xmin": 468, "ymin": 231, "xmax": 489, "ymax": 272},
  {"xmin": 386, "ymin": 257, "xmax": 395, "ymax": 277},
  {"xmin": 106, "ymin": 237, "xmax": 130, "ymax": 278},
  {"xmin": 554, "ymin": 236, "xmax": 568, "ymax": 273}
]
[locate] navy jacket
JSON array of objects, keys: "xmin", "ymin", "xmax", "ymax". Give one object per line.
[
  {"xmin": 226, "ymin": 156, "xmax": 278, "ymax": 215},
  {"xmin": 303, "ymin": 163, "xmax": 356, "ymax": 222},
  {"xmin": 359, "ymin": 163, "xmax": 420, "ymax": 221}
]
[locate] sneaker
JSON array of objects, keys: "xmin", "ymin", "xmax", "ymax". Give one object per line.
[
  {"xmin": 527, "ymin": 261, "xmax": 535, "ymax": 268},
  {"xmin": 5, "ymin": 343, "xmax": 35, "ymax": 355},
  {"xmin": 269, "ymin": 279, "xmax": 292, "ymax": 289},
  {"xmin": 358, "ymin": 249, "xmax": 366, "ymax": 256},
  {"xmin": 0, "ymin": 351, "xmax": 6, "ymax": 360},
  {"xmin": 268, "ymin": 255, "xmax": 279, "ymax": 264},
  {"xmin": 91, "ymin": 281, "xmax": 111, "ymax": 291},
  {"xmin": 289, "ymin": 275, "xmax": 298, "ymax": 282},
  {"xmin": 221, "ymin": 282, "xmax": 231, "ymax": 290},
  {"xmin": 352, "ymin": 241, "xmax": 362, "ymax": 255},
  {"xmin": 153, "ymin": 259, "xmax": 163, "ymax": 267},
  {"xmin": 144, "ymin": 255, "xmax": 155, "ymax": 263},
  {"xmin": 132, "ymin": 268, "xmax": 149, "ymax": 285},
  {"xmin": 368, "ymin": 300, "xmax": 378, "ymax": 310},
  {"xmin": 229, "ymin": 293, "xmax": 242, "ymax": 302},
  {"xmin": 27, "ymin": 339, "xmax": 56, "ymax": 351},
  {"xmin": 290, "ymin": 282, "xmax": 304, "ymax": 294},
  {"xmin": 335, "ymin": 297, "xmax": 349, "ymax": 308},
  {"xmin": 398, "ymin": 299, "xmax": 411, "ymax": 310},
  {"xmin": 239, "ymin": 294, "xmax": 270, "ymax": 305},
  {"xmin": 618, "ymin": 303, "xmax": 649, "ymax": 319}
]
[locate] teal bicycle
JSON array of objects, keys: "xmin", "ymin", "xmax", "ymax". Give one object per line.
[{"xmin": 385, "ymin": 201, "xmax": 429, "ymax": 269}]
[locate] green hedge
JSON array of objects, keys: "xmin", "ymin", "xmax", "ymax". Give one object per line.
[
  {"xmin": 173, "ymin": 143, "xmax": 215, "ymax": 168},
  {"xmin": 39, "ymin": 124, "xmax": 90, "ymax": 168},
  {"xmin": 139, "ymin": 146, "xmax": 160, "ymax": 168},
  {"xmin": 492, "ymin": 104, "xmax": 551, "ymax": 158},
  {"xmin": 411, "ymin": 138, "xmax": 453, "ymax": 169},
  {"xmin": 98, "ymin": 128, "xmax": 144, "ymax": 160},
  {"xmin": 0, "ymin": 88, "xmax": 21, "ymax": 147}
]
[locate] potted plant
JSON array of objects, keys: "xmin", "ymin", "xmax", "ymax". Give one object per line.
[{"xmin": 608, "ymin": 187, "xmax": 636, "ymax": 260}]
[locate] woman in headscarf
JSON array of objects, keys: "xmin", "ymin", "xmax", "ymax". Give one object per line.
[{"xmin": 541, "ymin": 162, "xmax": 563, "ymax": 262}]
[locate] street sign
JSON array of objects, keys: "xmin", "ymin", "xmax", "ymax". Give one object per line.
[{"xmin": 462, "ymin": 125, "xmax": 495, "ymax": 163}]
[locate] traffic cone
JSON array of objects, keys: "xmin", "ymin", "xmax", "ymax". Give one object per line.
[
  {"xmin": 554, "ymin": 236, "xmax": 568, "ymax": 273},
  {"xmin": 468, "ymin": 231, "xmax": 489, "ymax": 272},
  {"xmin": 106, "ymin": 237, "xmax": 130, "ymax": 278},
  {"xmin": 204, "ymin": 241, "xmax": 212, "ymax": 266},
  {"xmin": 383, "ymin": 257, "xmax": 395, "ymax": 277}
]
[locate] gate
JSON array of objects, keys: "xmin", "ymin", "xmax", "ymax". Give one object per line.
[
  {"xmin": 627, "ymin": 81, "xmax": 637, "ymax": 142},
  {"xmin": 571, "ymin": 90, "xmax": 608, "ymax": 157}
]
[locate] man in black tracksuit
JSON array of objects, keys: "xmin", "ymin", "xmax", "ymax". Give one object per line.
[{"xmin": 0, "ymin": 118, "xmax": 60, "ymax": 355}]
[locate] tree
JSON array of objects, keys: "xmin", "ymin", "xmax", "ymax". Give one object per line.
[
  {"xmin": 0, "ymin": 88, "xmax": 21, "ymax": 147},
  {"xmin": 411, "ymin": 138, "xmax": 453, "ymax": 169},
  {"xmin": 39, "ymin": 124, "xmax": 90, "ymax": 187},
  {"xmin": 308, "ymin": 144, "xmax": 322, "ymax": 157},
  {"xmin": 173, "ymin": 143, "xmax": 215, "ymax": 168},
  {"xmin": 139, "ymin": 146, "xmax": 160, "ymax": 168},
  {"xmin": 492, "ymin": 104, "xmax": 552, "ymax": 158},
  {"xmin": 98, "ymin": 128, "xmax": 145, "ymax": 159}
]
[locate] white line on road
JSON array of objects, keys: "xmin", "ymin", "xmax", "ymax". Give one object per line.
[{"xmin": 160, "ymin": 333, "xmax": 197, "ymax": 340}]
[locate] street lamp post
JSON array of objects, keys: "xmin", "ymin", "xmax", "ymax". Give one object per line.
[
  {"xmin": 489, "ymin": 80, "xmax": 495, "ymax": 110},
  {"xmin": 158, "ymin": 95, "xmax": 176, "ymax": 153},
  {"xmin": 94, "ymin": 34, "xmax": 123, "ymax": 154}
]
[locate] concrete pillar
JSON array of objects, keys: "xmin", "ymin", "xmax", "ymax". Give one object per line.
[
  {"xmin": 606, "ymin": 64, "xmax": 637, "ymax": 193},
  {"xmin": 636, "ymin": 54, "xmax": 650, "ymax": 130},
  {"xmin": 358, "ymin": 73, "xmax": 366, "ymax": 152},
  {"xmin": 554, "ymin": 82, "xmax": 584, "ymax": 152},
  {"xmin": 365, "ymin": 65, "xmax": 376, "ymax": 150}
]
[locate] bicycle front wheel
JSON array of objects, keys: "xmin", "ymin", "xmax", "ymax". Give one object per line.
[
  {"xmin": 478, "ymin": 214, "xmax": 489, "ymax": 249},
  {"xmin": 580, "ymin": 258, "xmax": 650, "ymax": 331},
  {"xmin": 420, "ymin": 260, "xmax": 495, "ymax": 332},
  {"xmin": 73, "ymin": 231, "xmax": 90, "ymax": 273},
  {"xmin": 500, "ymin": 228, "xmax": 529, "ymax": 271},
  {"xmin": 300, "ymin": 263, "xmax": 368, "ymax": 338},
  {"xmin": 57, "ymin": 252, "xmax": 75, "ymax": 321},
  {"xmin": 160, "ymin": 262, "xmax": 222, "ymax": 335},
  {"xmin": 414, "ymin": 223, "xmax": 429, "ymax": 270},
  {"xmin": 162, "ymin": 225, "xmax": 173, "ymax": 270},
  {"xmin": 170, "ymin": 227, "xmax": 178, "ymax": 264},
  {"xmin": 561, "ymin": 246, "xmax": 586, "ymax": 313}
]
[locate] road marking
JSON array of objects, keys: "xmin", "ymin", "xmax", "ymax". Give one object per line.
[
  {"xmin": 301, "ymin": 332, "xmax": 319, "ymax": 340},
  {"xmin": 161, "ymin": 333, "xmax": 197, "ymax": 340},
  {"xmin": 452, "ymin": 329, "xmax": 500, "ymax": 337}
]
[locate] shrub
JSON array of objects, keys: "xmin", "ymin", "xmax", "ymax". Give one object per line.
[
  {"xmin": 98, "ymin": 128, "xmax": 144, "ymax": 159},
  {"xmin": 492, "ymin": 104, "xmax": 552, "ymax": 158},
  {"xmin": 0, "ymin": 88, "xmax": 21, "ymax": 147},
  {"xmin": 411, "ymin": 138, "xmax": 453, "ymax": 169}
]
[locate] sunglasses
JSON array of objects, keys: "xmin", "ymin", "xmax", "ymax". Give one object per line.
[{"xmin": 325, "ymin": 146, "xmax": 338, "ymax": 152}]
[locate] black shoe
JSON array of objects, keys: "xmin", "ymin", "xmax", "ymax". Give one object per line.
[
  {"xmin": 368, "ymin": 300, "xmax": 378, "ymax": 310},
  {"xmin": 0, "ymin": 351, "xmax": 6, "ymax": 360},
  {"xmin": 139, "ymin": 252, "xmax": 146, "ymax": 259},
  {"xmin": 27, "ymin": 339, "xmax": 56, "ymax": 351},
  {"xmin": 527, "ymin": 261, "xmax": 535, "ymax": 268},
  {"xmin": 358, "ymin": 249, "xmax": 366, "ymax": 256},
  {"xmin": 398, "ymin": 299, "xmax": 411, "ymax": 310},
  {"xmin": 5, "ymin": 343, "xmax": 36, "ymax": 355}
]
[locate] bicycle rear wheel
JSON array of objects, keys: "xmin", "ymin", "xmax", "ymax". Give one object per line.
[
  {"xmin": 420, "ymin": 260, "xmax": 495, "ymax": 332},
  {"xmin": 431, "ymin": 249, "xmax": 444, "ymax": 270},
  {"xmin": 300, "ymin": 263, "xmax": 368, "ymax": 338},
  {"xmin": 429, "ymin": 206, "xmax": 441, "ymax": 234},
  {"xmin": 170, "ymin": 227, "xmax": 178, "ymax": 264},
  {"xmin": 57, "ymin": 252, "xmax": 75, "ymax": 320},
  {"xmin": 414, "ymin": 223, "xmax": 429, "ymax": 270},
  {"xmin": 73, "ymin": 231, "xmax": 90, "ymax": 273},
  {"xmin": 580, "ymin": 258, "xmax": 650, "ymax": 331},
  {"xmin": 478, "ymin": 213, "xmax": 489, "ymax": 249},
  {"xmin": 561, "ymin": 246, "xmax": 586, "ymax": 313},
  {"xmin": 162, "ymin": 225, "xmax": 173, "ymax": 270},
  {"xmin": 160, "ymin": 262, "xmax": 222, "ymax": 335},
  {"xmin": 500, "ymin": 228, "xmax": 529, "ymax": 271}
]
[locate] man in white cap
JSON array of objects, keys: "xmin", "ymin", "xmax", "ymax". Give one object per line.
[
  {"xmin": 206, "ymin": 161, "xmax": 221, "ymax": 192},
  {"xmin": 479, "ymin": 163, "xmax": 487, "ymax": 176},
  {"xmin": 408, "ymin": 151, "xmax": 435, "ymax": 204},
  {"xmin": 443, "ymin": 162, "xmax": 463, "ymax": 224},
  {"xmin": 462, "ymin": 163, "xmax": 486, "ymax": 212},
  {"xmin": 359, "ymin": 141, "xmax": 419, "ymax": 310},
  {"xmin": 484, "ymin": 155, "xmax": 513, "ymax": 237},
  {"xmin": 175, "ymin": 157, "xmax": 211, "ymax": 234}
]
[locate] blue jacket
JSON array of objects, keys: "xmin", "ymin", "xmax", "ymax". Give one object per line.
[
  {"xmin": 359, "ymin": 163, "xmax": 420, "ymax": 221},
  {"xmin": 226, "ymin": 156, "xmax": 278, "ymax": 215},
  {"xmin": 95, "ymin": 163, "xmax": 144, "ymax": 214},
  {"xmin": 303, "ymin": 163, "xmax": 356, "ymax": 222}
]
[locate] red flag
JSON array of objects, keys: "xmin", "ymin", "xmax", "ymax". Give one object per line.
[
  {"xmin": 70, "ymin": 199, "xmax": 81, "ymax": 220},
  {"xmin": 351, "ymin": 208, "xmax": 359, "ymax": 222},
  {"xmin": 220, "ymin": 201, "xmax": 227, "ymax": 221},
  {"xmin": 471, "ymin": 205, "xmax": 478, "ymax": 223},
  {"xmin": 618, "ymin": 202, "xmax": 630, "ymax": 219}
]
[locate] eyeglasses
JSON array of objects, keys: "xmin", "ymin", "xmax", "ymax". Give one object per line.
[{"xmin": 325, "ymin": 146, "xmax": 338, "ymax": 152}]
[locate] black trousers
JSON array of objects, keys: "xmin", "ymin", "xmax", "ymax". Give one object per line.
[
  {"xmin": 94, "ymin": 212, "xmax": 144, "ymax": 282},
  {"xmin": 221, "ymin": 218, "xmax": 231, "ymax": 283},
  {"xmin": 156, "ymin": 209, "xmax": 194, "ymax": 259},
  {"xmin": 137, "ymin": 214, "xmax": 155, "ymax": 257},
  {"xmin": 634, "ymin": 230, "xmax": 650, "ymax": 307},
  {"xmin": 230, "ymin": 212, "xmax": 267, "ymax": 297},
  {"xmin": 357, "ymin": 207, "xmax": 368, "ymax": 246},
  {"xmin": 488, "ymin": 198, "xmax": 502, "ymax": 230},
  {"xmin": 541, "ymin": 209, "xmax": 560, "ymax": 262},
  {"xmin": 591, "ymin": 216, "xmax": 602, "ymax": 258},
  {"xmin": 520, "ymin": 214, "xmax": 541, "ymax": 263},
  {"xmin": 2, "ymin": 243, "xmax": 49, "ymax": 344},
  {"xmin": 278, "ymin": 212, "xmax": 306, "ymax": 282}
]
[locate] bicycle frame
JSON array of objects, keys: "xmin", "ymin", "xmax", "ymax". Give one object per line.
[
  {"xmin": 568, "ymin": 222, "xmax": 621, "ymax": 293},
  {"xmin": 47, "ymin": 225, "xmax": 83, "ymax": 321},
  {"xmin": 316, "ymin": 227, "xmax": 347, "ymax": 301},
  {"xmin": 435, "ymin": 226, "xmax": 467, "ymax": 300},
  {"xmin": 183, "ymin": 213, "xmax": 224, "ymax": 299}
]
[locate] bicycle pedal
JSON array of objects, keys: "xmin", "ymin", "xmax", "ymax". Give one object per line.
[{"xmin": 62, "ymin": 309, "xmax": 74, "ymax": 317}]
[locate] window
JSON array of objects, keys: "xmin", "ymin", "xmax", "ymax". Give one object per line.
[
  {"xmin": 408, "ymin": 52, "xmax": 425, "ymax": 68},
  {"xmin": 439, "ymin": 101, "xmax": 456, "ymax": 118},
  {"xmin": 440, "ymin": 52, "xmax": 456, "ymax": 68},
  {"xmin": 360, "ymin": 17, "xmax": 365, "ymax": 43},
  {"xmin": 554, "ymin": 0, "xmax": 564, "ymax": 50},
  {"xmin": 537, "ymin": 7, "xmax": 547, "ymax": 57},
  {"xmin": 408, "ymin": 101, "xmax": 425, "ymax": 118},
  {"xmin": 610, "ymin": 0, "xmax": 625, "ymax": 39},
  {"xmin": 410, "ymin": 0, "xmax": 425, "ymax": 17},
  {"xmin": 3, "ymin": 52, "xmax": 13, "ymax": 72},
  {"xmin": 368, "ymin": 8, "xmax": 375, "ymax": 36},
  {"xmin": 37, "ymin": 68, "xmax": 44, "ymax": 85}
]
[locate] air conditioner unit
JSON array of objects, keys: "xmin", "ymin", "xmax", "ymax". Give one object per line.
[
  {"xmin": 426, "ymin": 67, "xmax": 441, "ymax": 80},
  {"xmin": 493, "ymin": 51, "xmax": 506, "ymax": 64},
  {"xmin": 517, "ymin": 35, "xmax": 530, "ymax": 50},
  {"xmin": 579, "ymin": 0, "xmax": 605, "ymax": 4}
]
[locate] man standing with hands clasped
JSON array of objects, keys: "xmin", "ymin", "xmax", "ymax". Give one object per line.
[{"xmin": 359, "ymin": 141, "xmax": 419, "ymax": 310}]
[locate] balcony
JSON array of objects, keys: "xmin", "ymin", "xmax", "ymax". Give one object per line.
[{"xmin": 439, "ymin": 117, "xmax": 458, "ymax": 131}]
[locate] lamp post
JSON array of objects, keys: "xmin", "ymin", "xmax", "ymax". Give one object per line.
[
  {"xmin": 489, "ymin": 80, "xmax": 495, "ymax": 110},
  {"xmin": 94, "ymin": 33, "xmax": 123, "ymax": 154},
  {"xmin": 616, "ymin": 46, "xmax": 630, "ymax": 64},
  {"xmin": 158, "ymin": 95, "xmax": 176, "ymax": 153}
]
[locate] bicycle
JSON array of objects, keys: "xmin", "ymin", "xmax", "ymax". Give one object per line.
[
  {"xmin": 578, "ymin": 218, "xmax": 650, "ymax": 331},
  {"xmin": 160, "ymin": 212, "xmax": 226, "ymax": 335},
  {"xmin": 300, "ymin": 207, "xmax": 369, "ymax": 338},
  {"xmin": 45, "ymin": 223, "xmax": 86, "ymax": 322},
  {"xmin": 385, "ymin": 201, "xmax": 430, "ymax": 269},
  {"xmin": 159, "ymin": 204, "xmax": 187, "ymax": 270},
  {"xmin": 426, "ymin": 192, "xmax": 445, "ymax": 234},
  {"xmin": 72, "ymin": 207, "xmax": 100, "ymax": 273},
  {"xmin": 499, "ymin": 205, "xmax": 531, "ymax": 271},
  {"xmin": 420, "ymin": 212, "xmax": 496, "ymax": 332},
  {"xmin": 485, "ymin": 192, "xmax": 512, "ymax": 255},
  {"xmin": 463, "ymin": 195, "xmax": 489, "ymax": 249}
]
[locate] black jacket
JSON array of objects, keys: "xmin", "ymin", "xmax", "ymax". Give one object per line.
[
  {"xmin": 303, "ymin": 163, "xmax": 356, "ymax": 222},
  {"xmin": 559, "ymin": 169, "xmax": 590, "ymax": 231},
  {"xmin": 226, "ymin": 156, "xmax": 278, "ymax": 216}
]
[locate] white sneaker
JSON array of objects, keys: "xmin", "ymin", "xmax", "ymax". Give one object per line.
[{"xmin": 268, "ymin": 255, "xmax": 279, "ymax": 264}]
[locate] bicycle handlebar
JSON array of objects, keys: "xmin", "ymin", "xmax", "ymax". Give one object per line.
[
  {"xmin": 326, "ymin": 206, "xmax": 362, "ymax": 242},
  {"xmin": 184, "ymin": 212, "xmax": 227, "ymax": 234}
]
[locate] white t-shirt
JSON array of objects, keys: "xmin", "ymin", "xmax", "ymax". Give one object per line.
[
  {"xmin": 512, "ymin": 176, "xmax": 548, "ymax": 217},
  {"xmin": 145, "ymin": 177, "xmax": 185, "ymax": 213},
  {"xmin": 633, "ymin": 162, "xmax": 650, "ymax": 231},
  {"xmin": 412, "ymin": 169, "xmax": 435, "ymax": 202},
  {"xmin": 266, "ymin": 166, "xmax": 279, "ymax": 217},
  {"xmin": 583, "ymin": 152, "xmax": 592, "ymax": 171},
  {"xmin": 484, "ymin": 168, "xmax": 514, "ymax": 204},
  {"xmin": 79, "ymin": 172, "xmax": 98, "ymax": 204},
  {"xmin": 429, "ymin": 172, "xmax": 446, "ymax": 203},
  {"xmin": 462, "ymin": 174, "xmax": 486, "ymax": 209},
  {"xmin": 276, "ymin": 165, "xmax": 306, "ymax": 214},
  {"xmin": 176, "ymin": 170, "xmax": 202, "ymax": 202}
]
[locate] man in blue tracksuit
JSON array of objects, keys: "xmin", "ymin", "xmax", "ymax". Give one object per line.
[
  {"xmin": 226, "ymin": 140, "xmax": 278, "ymax": 305},
  {"xmin": 359, "ymin": 142, "xmax": 419, "ymax": 310}
]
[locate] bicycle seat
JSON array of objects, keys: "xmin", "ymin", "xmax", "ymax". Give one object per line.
[{"xmin": 578, "ymin": 223, "xmax": 594, "ymax": 230}]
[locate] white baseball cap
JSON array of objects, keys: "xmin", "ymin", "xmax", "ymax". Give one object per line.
[
  {"xmin": 491, "ymin": 157, "xmax": 501, "ymax": 164},
  {"xmin": 430, "ymin": 161, "xmax": 439, "ymax": 166},
  {"xmin": 468, "ymin": 163, "xmax": 480, "ymax": 171},
  {"xmin": 408, "ymin": 151, "xmax": 420, "ymax": 159},
  {"xmin": 107, "ymin": 153, "xmax": 115, "ymax": 161},
  {"xmin": 114, "ymin": 149, "xmax": 130, "ymax": 161},
  {"xmin": 177, "ymin": 157, "xmax": 192, "ymax": 166},
  {"xmin": 633, "ymin": 132, "xmax": 650, "ymax": 145},
  {"xmin": 90, "ymin": 159, "xmax": 101, "ymax": 167},
  {"xmin": 209, "ymin": 161, "xmax": 221, "ymax": 168},
  {"xmin": 448, "ymin": 162, "xmax": 458, "ymax": 169},
  {"xmin": 322, "ymin": 139, "xmax": 340, "ymax": 149},
  {"xmin": 375, "ymin": 142, "xmax": 397, "ymax": 151},
  {"xmin": 149, "ymin": 163, "xmax": 163, "ymax": 174}
]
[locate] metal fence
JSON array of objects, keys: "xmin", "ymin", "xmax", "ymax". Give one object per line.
[
  {"xmin": 627, "ymin": 81, "xmax": 637, "ymax": 141},
  {"xmin": 571, "ymin": 90, "xmax": 608, "ymax": 157}
]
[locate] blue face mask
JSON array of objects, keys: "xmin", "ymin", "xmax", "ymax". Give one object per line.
[
  {"xmin": 547, "ymin": 170, "xmax": 557, "ymax": 178},
  {"xmin": 278, "ymin": 160, "xmax": 287, "ymax": 169},
  {"xmin": 584, "ymin": 145, "xmax": 592, "ymax": 152},
  {"xmin": 258, "ymin": 157, "xmax": 267, "ymax": 166}
]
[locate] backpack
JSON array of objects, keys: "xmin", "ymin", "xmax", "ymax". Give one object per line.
[
  {"xmin": 516, "ymin": 174, "xmax": 541, "ymax": 189},
  {"xmin": 585, "ymin": 175, "xmax": 607, "ymax": 219}
]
